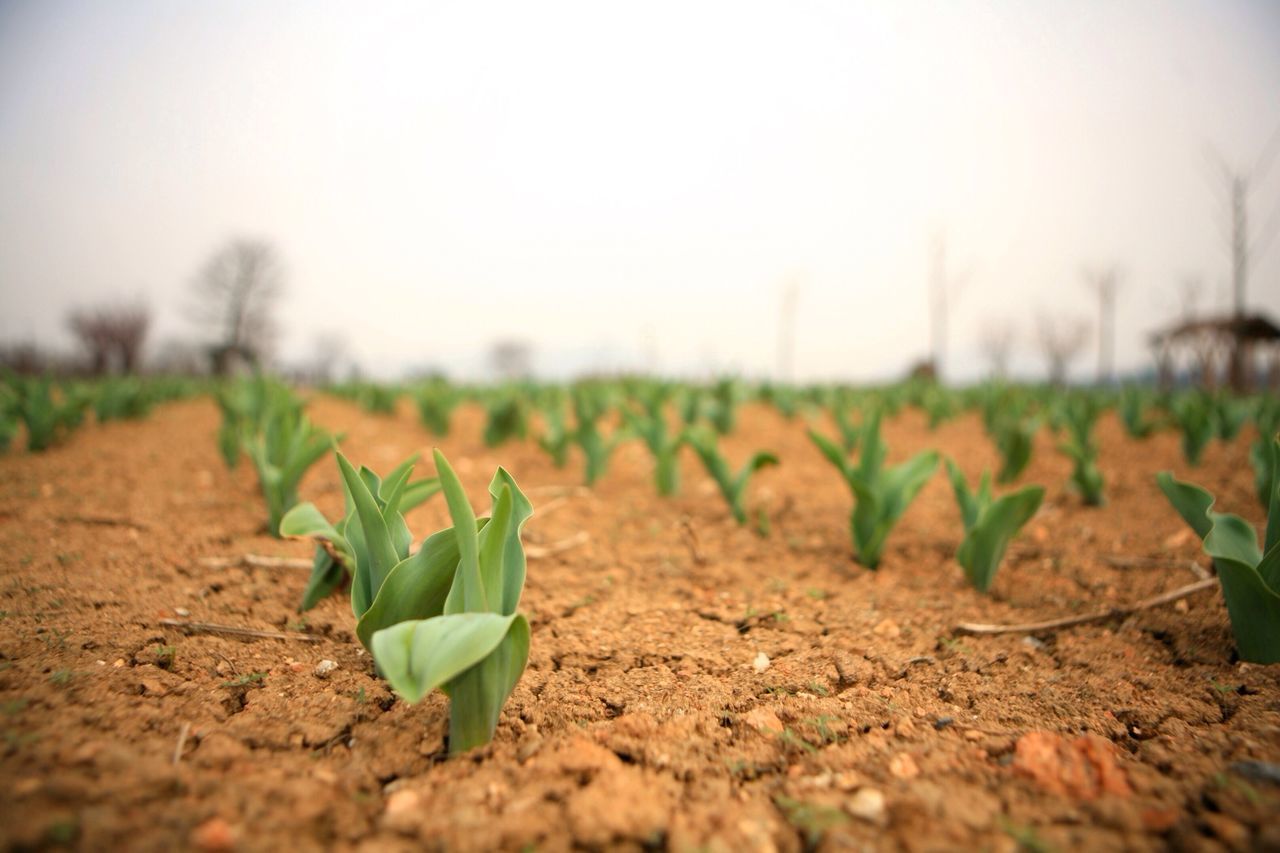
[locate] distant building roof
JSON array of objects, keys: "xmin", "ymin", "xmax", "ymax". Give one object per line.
[{"xmin": 1149, "ymin": 313, "xmax": 1280, "ymax": 346}]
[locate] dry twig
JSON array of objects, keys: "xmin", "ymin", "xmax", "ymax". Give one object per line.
[
  {"xmin": 159, "ymin": 618, "xmax": 320, "ymax": 642},
  {"xmin": 1104, "ymin": 555, "xmax": 1210, "ymax": 580},
  {"xmin": 199, "ymin": 554, "xmax": 312, "ymax": 570},
  {"xmin": 954, "ymin": 578, "xmax": 1218, "ymax": 636},
  {"xmin": 526, "ymin": 531, "xmax": 589, "ymax": 559},
  {"xmin": 172, "ymin": 721, "xmax": 191, "ymax": 766}
]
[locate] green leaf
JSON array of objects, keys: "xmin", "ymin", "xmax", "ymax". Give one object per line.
[
  {"xmin": 1155, "ymin": 472, "xmax": 1215, "ymax": 540},
  {"xmin": 1210, "ymin": 551, "xmax": 1280, "ymax": 664},
  {"xmin": 279, "ymin": 502, "xmax": 340, "ymax": 542},
  {"xmin": 488, "ymin": 468, "xmax": 533, "ymax": 615},
  {"xmin": 299, "ymin": 547, "xmax": 345, "ymax": 613},
  {"xmin": 808, "ymin": 429, "xmax": 851, "ymax": 478},
  {"xmin": 444, "ymin": 614, "xmax": 530, "ymax": 754},
  {"xmin": 435, "ymin": 449, "xmax": 486, "ymax": 613},
  {"xmin": 1203, "ymin": 514, "xmax": 1263, "ymax": 570},
  {"xmin": 355, "ymin": 521, "xmax": 490, "ymax": 650},
  {"xmin": 370, "ymin": 612, "xmax": 518, "ymax": 704},
  {"xmin": 957, "ymin": 485, "xmax": 1044, "ymax": 593},
  {"xmin": 337, "ymin": 452, "xmax": 400, "ymax": 617}
]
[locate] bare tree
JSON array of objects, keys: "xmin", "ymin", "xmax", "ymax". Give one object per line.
[
  {"xmin": 978, "ymin": 320, "xmax": 1016, "ymax": 379},
  {"xmin": 67, "ymin": 302, "xmax": 150, "ymax": 375},
  {"xmin": 1081, "ymin": 266, "xmax": 1122, "ymax": 384},
  {"xmin": 1036, "ymin": 313, "xmax": 1089, "ymax": 386},
  {"xmin": 189, "ymin": 239, "xmax": 283, "ymax": 374}
]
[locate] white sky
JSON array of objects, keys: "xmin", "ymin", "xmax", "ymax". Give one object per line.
[{"xmin": 1, "ymin": 0, "xmax": 1278, "ymax": 381}]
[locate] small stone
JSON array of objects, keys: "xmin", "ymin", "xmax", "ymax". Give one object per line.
[
  {"xmin": 1021, "ymin": 636, "xmax": 1046, "ymax": 651},
  {"xmin": 175, "ymin": 607, "xmax": 191, "ymax": 617},
  {"xmin": 382, "ymin": 789, "xmax": 422, "ymax": 835},
  {"xmin": 889, "ymin": 752, "xmax": 920, "ymax": 780},
  {"xmin": 191, "ymin": 816, "xmax": 236, "ymax": 851},
  {"xmin": 752, "ymin": 652, "xmax": 771, "ymax": 673},
  {"xmin": 964, "ymin": 729, "xmax": 983, "ymax": 741},
  {"xmin": 872, "ymin": 618, "xmax": 900, "ymax": 639},
  {"xmin": 847, "ymin": 788, "xmax": 887, "ymax": 826},
  {"xmin": 742, "ymin": 707, "xmax": 784, "ymax": 735},
  {"xmin": 112, "ymin": 659, "xmax": 125, "ymax": 668},
  {"xmin": 1173, "ymin": 599, "xmax": 1189, "ymax": 613},
  {"xmin": 313, "ymin": 660, "xmax": 339, "ymax": 679}
]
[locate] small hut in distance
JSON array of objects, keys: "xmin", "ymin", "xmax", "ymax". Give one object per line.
[{"xmin": 1150, "ymin": 312, "xmax": 1280, "ymax": 391}]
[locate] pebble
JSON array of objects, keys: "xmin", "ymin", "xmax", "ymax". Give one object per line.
[
  {"xmin": 382, "ymin": 789, "xmax": 422, "ymax": 835},
  {"xmin": 174, "ymin": 607, "xmax": 191, "ymax": 617},
  {"xmin": 752, "ymin": 652, "xmax": 771, "ymax": 673},
  {"xmin": 191, "ymin": 817, "xmax": 235, "ymax": 851},
  {"xmin": 872, "ymin": 618, "xmax": 901, "ymax": 639},
  {"xmin": 314, "ymin": 660, "xmax": 339, "ymax": 679},
  {"xmin": 742, "ymin": 707, "xmax": 784, "ymax": 734},
  {"xmin": 889, "ymin": 752, "xmax": 920, "ymax": 780},
  {"xmin": 846, "ymin": 788, "xmax": 888, "ymax": 826}
]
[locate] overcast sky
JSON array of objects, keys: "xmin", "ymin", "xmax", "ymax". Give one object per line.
[{"xmin": 1, "ymin": 0, "xmax": 1278, "ymax": 381}]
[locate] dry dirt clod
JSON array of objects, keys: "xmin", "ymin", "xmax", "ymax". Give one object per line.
[
  {"xmin": 382, "ymin": 788, "xmax": 422, "ymax": 836},
  {"xmin": 313, "ymin": 659, "xmax": 338, "ymax": 679},
  {"xmin": 742, "ymin": 707, "xmax": 784, "ymax": 735},
  {"xmin": 846, "ymin": 788, "xmax": 888, "ymax": 826},
  {"xmin": 191, "ymin": 816, "xmax": 236, "ymax": 852},
  {"xmin": 888, "ymin": 752, "xmax": 920, "ymax": 780},
  {"xmin": 872, "ymin": 618, "xmax": 901, "ymax": 639},
  {"xmin": 752, "ymin": 651, "xmax": 771, "ymax": 673}
]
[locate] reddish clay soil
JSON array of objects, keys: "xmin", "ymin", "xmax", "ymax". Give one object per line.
[{"xmin": 0, "ymin": 397, "xmax": 1277, "ymax": 852}]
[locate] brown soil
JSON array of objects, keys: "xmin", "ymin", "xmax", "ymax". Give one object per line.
[{"xmin": 1, "ymin": 397, "xmax": 1277, "ymax": 852}]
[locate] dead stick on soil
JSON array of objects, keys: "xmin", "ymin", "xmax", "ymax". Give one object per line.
[
  {"xmin": 159, "ymin": 618, "xmax": 320, "ymax": 642},
  {"xmin": 526, "ymin": 531, "xmax": 589, "ymax": 559},
  {"xmin": 953, "ymin": 578, "xmax": 1218, "ymax": 636},
  {"xmin": 1104, "ymin": 555, "xmax": 1210, "ymax": 580},
  {"xmin": 172, "ymin": 721, "xmax": 191, "ymax": 766},
  {"xmin": 56, "ymin": 514, "xmax": 149, "ymax": 531},
  {"xmin": 680, "ymin": 517, "xmax": 707, "ymax": 565},
  {"xmin": 198, "ymin": 555, "xmax": 313, "ymax": 570}
]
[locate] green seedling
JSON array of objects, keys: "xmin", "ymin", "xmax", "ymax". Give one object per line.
[
  {"xmin": 993, "ymin": 416, "xmax": 1037, "ymax": 483},
  {"xmin": 623, "ymin": 405, "xmax": 686, "ymax": 496},
  {"xmin": 809, "ymin": 410, "xmax": 938, "ymax": 568},
  {"xmin": 1213, "ymin": 395, "xmax": 1249, "ymax": 441},
  {"xmin": 1172, "ymin": 394, "xmax": 1214, "ymax": 466},
  {"xmin": 280, "ymin": 454, "xmax": 442, "ymax": 611},
  {"xmin": 245, "ymin": 404, "xmax": 337, "ymax": 537},
  {"xmin": 367, "ymin": 449, "xmax": 533, "ymax": 754},
  {"xmin": 1118, "ymin": 387, "xmax": 1157, "ymax": 439},
  {"xmin": 831, "ymin": 405, "xmax": 861, "ymax": 454},
  {"xmin": 536, "ymin": 397, "xmax": 572, "ymax": 468},
  {"xmin": 572, "ymin": 389, "xmax": 625, "ymax": 486},
  {"xmin": 93, "ymin": 378, "xmax": 153, "ymax": 422},
  {"xmin": 1056, "ymin": 396, "xmax": 1105, "ymax": 506},
  {"xmin": 687, "ymin": 428, "xmax": 778, "ymax": 525},
  {"xmin": 706, "ymin": 378, "xmax": 744, "ymax": 434},
  {"xmin": 946, "ymin": 460, "xmax": 1044, "ymax": 592},
  {"xmin": 483, "ymin": 394, "xmax": 528, "ymax": 447},
  {"xmin": 415, "ymin": 382, "xmax": 458, "ymax": 436},
  {"xmin": 1157, "ymin": 437, "xmax": 1280, "ymax": 663},
  {"xmin": 9, "ymin": 377, "xmax": 87, "ymax": 452}
]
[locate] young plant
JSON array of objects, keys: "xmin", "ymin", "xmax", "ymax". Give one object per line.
[
  {"xmin": 281, "ymin": 455, "xmax": 442, "ymax": 611},
  {"xmin": 367, "ymin": 450, "xmax": 534, "ymax": 754},
  {"xmin": 1171, "ymin": 394, "xmax": 1214, "ymax": 466},
  {"xmin": 11, "ymin": 377, "xmax": 87, "ymax": 452},
  {"xmin": 992, "ymin": 416, "xmax": 1037, "ymax": 484},
  {"xmin": 93, "ymin": 378, "xmax": 153, "ymax": 422},
  {"xmin": 415, "ymin": 382, "xmax": 459, "ymax": 436},
  {"xmin": 706, "ymin": 378, "xmax": 745, "ymax": 435},
  {"xmin": 536, "ymin": 397, "xmax": 572, "ymax": 469},
  {"xmin": 1056, "ymin": 396, "xmax": 1105, "ymax": 506},
  {"xmin": 687, "ymin": 428, "xmax": 777, "ymax": 525},
  {"xmin": 245, "ymin": 404, "xmax": 338, "ymax": 537},
  {"xmin": 1157, "ymin": 437, "xmax": 1280, "ymax": 664},
  {"xmin": 572, "ymin": 389, "xmax": 625, "ymax": 486},
  {"xmin": 809, "ymin": 410, "xmax": 939, "ymax": 568},
  {"xmin": 483, "ymin": 393, "xmax": 528, "ymax": 447},
  {"xmin": 1118, "ymin": 387, "xmax": 1157, "ymax": 439},
  {"xmin": 623, "ymin": 404, "xmax": 685, "ymax": 496},
  {"xmin": 945, "ymin": 460, "xmax": 1044, "ymax": 592}
]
